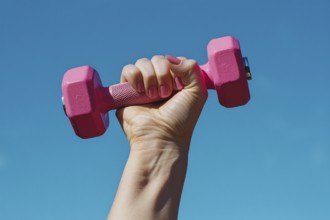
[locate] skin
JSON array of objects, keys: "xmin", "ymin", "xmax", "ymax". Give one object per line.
[{"xmin": 107, "ymin": 55, "xmax": 208, "ymax": 220}]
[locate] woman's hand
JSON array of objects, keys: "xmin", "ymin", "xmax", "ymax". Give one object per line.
[{"xmin": 116, "ymin": 55, "xmax": 208, "ymax": 151}]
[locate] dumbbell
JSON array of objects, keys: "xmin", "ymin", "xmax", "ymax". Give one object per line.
[{"xmin": 62, "ymin": 36, "xmax": 252, "ymax": 139}]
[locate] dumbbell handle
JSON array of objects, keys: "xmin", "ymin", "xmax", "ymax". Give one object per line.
[{"xmin": 101, "ymin": 66, "xmax": 210, "ymax": 111}]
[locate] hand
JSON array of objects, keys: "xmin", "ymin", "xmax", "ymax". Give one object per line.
[{"xmin": 116, "ymin": 55, "xmax": 208, "ymax": 151}]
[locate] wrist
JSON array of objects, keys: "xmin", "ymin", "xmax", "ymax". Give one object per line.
[
  {"xmin": 129, "ymin": 139, "xmax": 189, "ymax": 178},
  {"xmin": 129, "ymin": 130, "xmax": 192, "ymax": 153},
  {"xmin": 109, "ymin": 140, "xmax": 188, "ymax": 220}
]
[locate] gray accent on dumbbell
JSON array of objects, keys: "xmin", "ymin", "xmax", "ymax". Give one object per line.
[
  {"xmin": 62, "ymin": 96, "xmax": 68, "ymax": 117},
  {"xmin": 243, "ymin": 57, "xmax": 252, "ymax": 80}
]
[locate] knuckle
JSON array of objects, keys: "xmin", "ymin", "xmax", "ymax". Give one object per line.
[
  {"xmin": 135, "ymin": 58, "xmax": 150, "ymax": 65},
  {"xmin": 122, "ymin": 64, "xmax": 133, "ymax": 71},
  {"xmin": 187, "ymin": 59, "xmax": 198, "ymax": 69},
  {"xmin": 177, "ymin": 56, "xmax": 187, "ymax": 60},
  {"xmin": 151, "ymin": 55, "xmax": 164, "ymax": 62},
  {"xmin": 122, "ymin": 64, "xmax": 138, "ymax": 77}
]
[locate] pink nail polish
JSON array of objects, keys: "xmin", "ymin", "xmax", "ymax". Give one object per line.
[
  {"xmin": 148, "ymin": 86, "xmax": 158, "ymax": 99},
  {"xmin": 137, "ymin": 81, "xmax": 145, "ymax": 93},
  {"xmin": 166, "ymin": 55, "xmax": 181, "ymax": 65},
  {"xmin": 175, "ymin": 77, "xmax": 184, "ymax": 90},
  {"xmin": 160, "ymin": 85, "xmax": 170, "ymax": 98}
]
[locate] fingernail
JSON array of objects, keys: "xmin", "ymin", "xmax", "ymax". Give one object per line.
[
  {"xmin": 175, "ymin": 77, "xmax": 184, "ymax": 90},
  {"xmin": 166, "ymin": 55, "xmax": 181, "ymax": 65},
  {"xmin": 137, "ymin": 81, "xmax": 145, "ymax": 93},
  {"xmin": 160, "ymin": 85, "xmax": 170, "ymax": 98},
  {"xmin": 148, "ymin": 86, "xmax": 158, "ymax": 99}
]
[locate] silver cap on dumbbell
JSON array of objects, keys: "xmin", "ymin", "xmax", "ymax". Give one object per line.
[
  {"xmin": 243, "ymin": 57, "xmax": 252, "ymax": 80},
  {"xmin": 62, "ymin": 96, "xmax": 68, "ymax": 117}
]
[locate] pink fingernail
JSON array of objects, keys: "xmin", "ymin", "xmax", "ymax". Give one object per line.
[
  {"xmin": 137, "ymin": 81, "xmax": 145, "ymax": 93},
  {"xmin": 148, "ymin": 86, "xmax": 159, "ymax": 99},
  {"xmin": 166, "ymin": 55, "xmax": 181, "ymax": 65},
  {"xmin": 175, "ymin": 77, "xmax": 184, "ymax": 90},
  {"xmin": 160, "ymin": 85, "xmax": 170, "ymax": 98}
]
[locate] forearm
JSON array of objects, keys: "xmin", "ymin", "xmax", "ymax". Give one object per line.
[{"xmin": 107, "ymin": 140, "xmax": 188, "ymax": 220}]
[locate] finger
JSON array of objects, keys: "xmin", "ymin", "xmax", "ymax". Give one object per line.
[
  {"xmin": 165, "ymin": 56, "xmax": 186, "ymax": 90},
  {"xmin": 173, "ymin": 76, "xmax": 184, "ymax": 91},
  {"xmin": 121, "ymin": 64, "xmax": 145, "ymax": 93},
  {"xmin": 165, "ymin": 55, "xmax": 200, "ymax": 89},
  {"xmin": 135, "ymin": 58, "xmax": 158, "ymax": 99},
  {"xmin": 171, "ymin": 58, "xmax": 185, "ymax": 90},
  {"xmin": 151, "ymin": 55, "xmax": 173, "ymax": 98}
]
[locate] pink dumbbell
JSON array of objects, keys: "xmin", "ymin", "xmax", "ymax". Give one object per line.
[{"xmin": 62, "ymin": 36, "xmax": 252, "ymax": 139}]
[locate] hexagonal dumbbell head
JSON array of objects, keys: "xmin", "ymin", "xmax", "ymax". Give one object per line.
[
  {"xmin": 62, "ymin": 66, "xmax": 111, "ymax": 138},
  {"xmin": 200, "ymin": 36, "xmax": 250, "ymax": 107}
]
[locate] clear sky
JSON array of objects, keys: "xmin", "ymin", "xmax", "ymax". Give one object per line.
[{"xmin": 0, "ymin": 0, "xmax": 329, "ymax": 219}]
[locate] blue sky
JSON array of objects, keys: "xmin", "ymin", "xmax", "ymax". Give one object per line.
[{"xmin": 0, "ymin": 0, "xmax": 329, "ymax": 219}]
